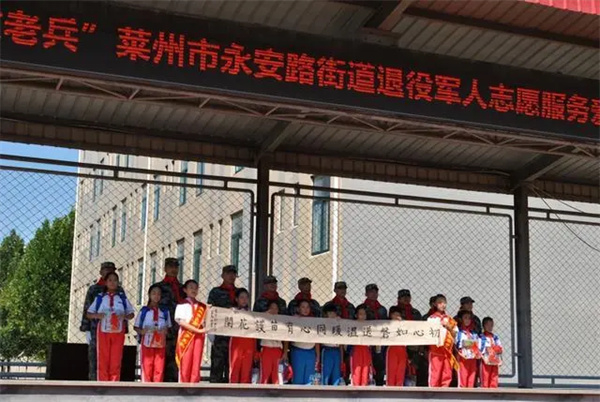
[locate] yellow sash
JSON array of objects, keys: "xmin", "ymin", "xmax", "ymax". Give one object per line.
[
  {"xmin": 175, "ymin": 301, "xmax": 207, "ymax": 368},
  {"xmin": 443, "ymin": 317, "xmax": 459, "ymax": 371}
]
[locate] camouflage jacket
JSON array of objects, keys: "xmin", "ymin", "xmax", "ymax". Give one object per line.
[
  {"xmin": 208, "ymin": 285, "xmax": 237, "ymax": 308},
  {"xmin": 323, "ymin": 298, "xmax": 356, "ymax": 319},
  {"xmin": 392, "ymin": 304, "xmax": 423, "ymax": 321},
  {"xmin": 253, "ymin": 293, "xmax": 287, "ymax": 314},
  {"xmin": 287, "ymin": 297, "xmax": 321, "ymax": 317},
  {"xmin": 80, "ymin": 281, "xmax": 125, "ymax": 332}
]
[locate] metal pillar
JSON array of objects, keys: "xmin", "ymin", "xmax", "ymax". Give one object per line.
[
  {"xmin": 254, "ymin": 157, "xmax": 271, "ymax": 297},
  {"xmin": 514, "ymin": 184, "xmax": 533, "ymax": 388}
]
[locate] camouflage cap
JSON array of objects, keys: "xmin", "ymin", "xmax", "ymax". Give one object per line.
[
  {"xmin": 398, "ymin": 289, "xmax": 411, "ymax": 298},
  {"xmin": 298, "ymin": 277, "xmax": 312, "ymax": 286},
  {"xmin": 264, "ymin": 275, "xmax": 278, "ymax": 284},
  {"xmin": 100, "ymin": 261, "xmax": 116, "ymax": 270},
  {"xmin": 222, "ymin": 265, "xmax": 238, "ymax": 274},
  {"xmin": 365, "ymin": 283, "xmax": 379, "ymax": 292}
]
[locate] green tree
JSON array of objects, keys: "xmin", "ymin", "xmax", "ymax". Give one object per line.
[
  {"xmin": 0, "ymin": 230, "xmax": 25, "ymax": 288},
  {"xmin": 0, "ymin": 211, "xmax": 74, "ymax": 360}
]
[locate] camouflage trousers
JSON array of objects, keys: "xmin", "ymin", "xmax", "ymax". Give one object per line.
[
  {"xmin": 163, "ymin": 336, "xmax": 179, "ymax": 382},
  {"xmin": 209, "ymin": 336, "xmax": 230, "ymax": 383},
  {"xmin": 87, "ymin": 330, "xmax": 97, "ymax": 381}
]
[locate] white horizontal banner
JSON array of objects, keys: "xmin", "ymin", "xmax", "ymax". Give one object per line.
[{"xmin": 205, "ymin": 306, "xmax": 443, "ymax": 346}]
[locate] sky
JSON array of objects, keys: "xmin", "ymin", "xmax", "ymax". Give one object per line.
[{"xmin": 0, "ymin": 141, "xmax": 79, "ymax": 242}]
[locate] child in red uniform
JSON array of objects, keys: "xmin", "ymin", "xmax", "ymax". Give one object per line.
[
  {"xmin": 427, "ymin": 294, "xmax": 457, "ymax": 388},
  {"xmin": 350, "ymin": 304, "xmax": 373, "ymax": 386},
  {"xmin": 174, "ymin": 280, "xmax": 208, "ymax": 383},
  {"xmin": 479, "ymin": 317, "xmax": 503, "ymax": 388},
  {"xmin": 455, "ymin": 310, "xmax": 480, "ymax": 388},
  {"xmin": 260, "ymin": 300, "xmax": 285, "ymax": 384},
  {"xmin": 229, "ymin": 288, "xmax": 256, "ymax": 383},
  {"xmin": 135, "ymin": 284, "xmax": 172, "ymax": 382},
  {"xmin": 387, "ymin": 306, "xmax": 408, "ymax": 387},
  {"xmin": 86, "ymin": 272, "xmax": 135, "ymax": 381}
]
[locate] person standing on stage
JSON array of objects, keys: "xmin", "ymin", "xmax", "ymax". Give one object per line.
[
  {"xmin": 80, "ymin": 261, "xmax": 121, "ymax": 380},
  {"xmin": 323, "ymin": 281, "xmax": 356, "ymax": 319},
  {"xmin": 363, "ymin": 283, "xmax": 387, "ymax": 386},
  {"xmin": 207, "ymin": 265, "xmax": 238, "ymax": 383},
  {"xmin": 454, "ymin": 296, "xmax": 482, "ymax": 334},
  {"xmin": 253, "ymin": 275, "xmax": 287, "ymax": 314},
  {"xmin": 134, "ymin": 284, "xmax": 172, "ymax": 382},
  {"xmin": 153, "ymin": 257, "xmax": 185, "ymax": 382},
  {"xmin": 287, "ymin": 277, "xmax": 321, "ymax": 317},
  {"xmin": 86, "ymin": 272, "xmax": 135, "ymax": 381}
]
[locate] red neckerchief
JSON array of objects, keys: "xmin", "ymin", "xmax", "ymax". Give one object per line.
[
  {"xmin": 364, "ymin": 299, "xmax": 383, "ymax": 319},
  {"xmin": 332, "ymin": 296, "xmax": 350, "ymax": 319},
  {"xmin": 97, "ymin": 278, "xmax": 106, "ymax": 286},
  {"xmin": 163, "ymin": 276, "xmax": 183, "ymax": 303},
  {"xmin": 431, "ymin": 310, "xmax": 448, "ymax": 320},
  {"xmin": 107, "ymin": 291, "xmax": 120, "ymax": 330},
  {"xmin": 460, "ymin": 321, "xmax": 475, "ymax": 337},
  {"xmin": 398, "ymin": 302, "xmax": 414, "ymax": 320},
  {"xmin": 483, "ymin": 330, "xmax": 495, "ymax": 343},
  {"xmin": 151, "ymin": 306, "xmax": 159, "ymax": 323},
  {"xmin": 261, "ymin": 290, "xmax": 280, "ymax": 301},
  {"xmin": 220, "ymin": 284, "xmax": 236, "ymax": 304},
  {"xmin": 295, "ymin": 292, "xmax": 311, "ymax": 301},
  {"xmin": 108, "ymin": 291, "xmax": 116, "ymax": 309}
]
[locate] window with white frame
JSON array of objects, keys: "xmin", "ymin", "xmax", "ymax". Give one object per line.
[
  {"xmin": 180, "ymin": 161, "xmax": 188, "ymax": 206},
  {"xmin": 177, "ymin": 239, "xmax": 185, "ymax": 282},
  {"xmin": 230, "ymin": 212, "xmax": 243, "ymax": 268},
  {"xmin": 193, "ymin": 231, "xmax": 202, "ymax": 281},
  {"xmin": 311, "ymin": 176, "xmax": 330, "ymax": 255}
]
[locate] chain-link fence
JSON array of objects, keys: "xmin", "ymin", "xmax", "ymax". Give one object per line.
[
  {"xmin": 530, "ymin": 217, "xmax": 600, "ymax": 383},
  {"xmin": 2, "ymin": 154, "xmax": 600, "ymax": 387},
  {"xmin": 270, "ymin": 190, "xmax": 515, "ymax": 377},
  {"xmin": 0, "ymin": 161, "xmax": 254, "ymax": 369}
]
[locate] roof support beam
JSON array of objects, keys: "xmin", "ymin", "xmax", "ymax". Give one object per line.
[
  {"xmin": 336, "ymin": 0, "xmax": 599, "ymax": 48},
  {"xmin": 254, "ymin": 121, "xmax": 292, "ymax": 165},
  {"xmin": 510, "ymin": 153, "xmax": 569, "ymax": 188},
  {"xmin": 401, "ymin": 7, "xmax": 599, "ymax": 49},
  {"xmin": 364, "ymin": 0, "xmax": 415, "ymax": 30}
]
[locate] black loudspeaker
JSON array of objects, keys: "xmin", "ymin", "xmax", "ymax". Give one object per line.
[{"xmin": 46, "ymin": 343, "xmax": 136, "ymax": 381}]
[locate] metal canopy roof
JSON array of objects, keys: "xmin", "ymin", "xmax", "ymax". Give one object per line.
[{"xmin": 0, "ymin": 1, "xmax": 598, "ymax": 203}]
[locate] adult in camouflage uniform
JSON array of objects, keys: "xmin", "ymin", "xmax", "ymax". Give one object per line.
[
  {"xmin": 80, "ymin": 261, "xmax": 119, "ymax": 381},
  {"xmin": 287, "ymin": 277, "xmax": 321, "ymax": 317},
  {"xmin": 252, "ymin": 275, "xmax": 287, "ymax": 314},
  {"xmin": 152, "ymin": 257, "xmax": 185, "ymax": 382},
  {"xmin": 207, "ymin": 265, "xmax": 238, "ymax": 383}
]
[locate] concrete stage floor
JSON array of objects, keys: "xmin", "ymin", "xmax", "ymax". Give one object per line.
[{"xmin": 1, "ymin": 381, "xmax": 599, "ymax": 402}]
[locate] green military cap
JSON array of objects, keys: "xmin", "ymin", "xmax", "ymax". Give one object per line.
[{"xmin": 222, "ymin": 265, "xmax": 238, "ymax": 274}]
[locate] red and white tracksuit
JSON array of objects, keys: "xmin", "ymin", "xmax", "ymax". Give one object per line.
[
  {"xmin": 135, "ymin": 306, "xmax": 172, "ymax": 382},
  {"xmin": 427, "ymin": 312, "xmax": 455, "ymax": 387},
  {"xmin": 88, "ymin": 292, "xmax": 134, "ymax": 381},
  {"xmin": 260, "ymin": 339, "xmax": 283, "ymax": 384},
  {"xmin": 456, "ymin": 326, "xmax": 480, "ymax": 388},
  {"xmin": 350, "ymin": 345, "xmax": 372, "ymax": 386},
  {"xmin": 174, "ymin": 298, "xmax": 206, "ymax": 383},
  {"xmin": 479, "ymin": 331, "xmax": 503, "ymax": 388},
  {"xmin": 386, "ymin": 345, "xmax": 408, "ymax": 386},
  {"xmin": 229, "ymin": 335, "xmax": 256, "ymax": 383}
]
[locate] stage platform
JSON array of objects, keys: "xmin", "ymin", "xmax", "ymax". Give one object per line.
[{"xmin": 1, "ymin": 381, "xmax": 599, "ymax": 402}]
